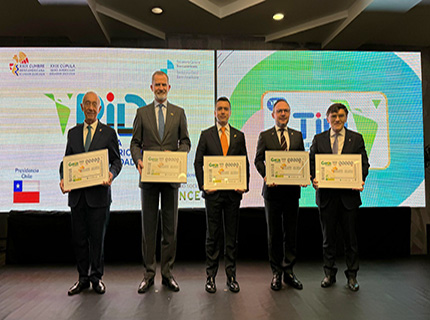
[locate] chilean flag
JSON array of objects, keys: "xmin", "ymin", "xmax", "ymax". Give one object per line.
[{"xmin": 13, "ymin": 180, "xmax": 40, "ymax": 203}]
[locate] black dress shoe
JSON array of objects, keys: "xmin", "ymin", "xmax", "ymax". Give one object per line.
[
  {"xmin": 92, "ymin": 280, "xmax": 106, "ymax": 294},
  {"xmin": 205, "ymin": 276, "xmax": 216, "ymax": 293},
  {"xmin": 162, "ymin": 276, "xmax": 180, "ymax": 292},
  {"xmin": 68, "ymin": 281, "xmax": 90, "ymax": 296},
  {"xmin": 271, "ymin": 273, "xmax": 282, "ymax": 291},
  {"xmin": 347, "ymin": 277, "xmax": 359, "ymax": 292},
  {"xmin": 138, "ymin": 277, "xmax": 154, "ymax": 294},
  {"xmin": 226, "ymin": 276, "xmax": 240, "ymax": 293},
  {"xmin": 321, "ymin": 275, "xmax": 336, "ymax": 288},
  {"xmin": 284, "ymin": 273, "xmax": 303, "ymax": 290}
]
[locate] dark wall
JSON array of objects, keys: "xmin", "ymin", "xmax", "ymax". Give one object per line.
[{"xmin": 6, "ymin": 207, "xmax": 411, "ymax": 264}]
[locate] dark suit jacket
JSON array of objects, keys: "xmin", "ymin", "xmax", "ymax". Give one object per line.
[
  {"xmin": 130, "ymin": 101, "xmax": 191, "ymax": 189},
  {"xmin": 194, "ymin": 125, "xmax": 250, "ymax": 200},
  {"xmin": 309, "ymin": 128, "xmax": 370, "ymax": 209},
  {"xmin": 60, "ymin": 121, "xmax": 122, "ymax": 208},
  {"xmin": 254, "ymin": 126, "xmax": 305, "ymax": 200}
]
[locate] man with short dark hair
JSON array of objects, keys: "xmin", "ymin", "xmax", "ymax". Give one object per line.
[
  {"xmin": 310, "ymin": 103, "xmax": 369, "ymax": 292},
  {"xmin": 131, "ymin": 71, "xmax": 191, "ymax": 293},
  {"xmin": 194, "ymin": 96, "xmax": 249, "ymax": 293},
  {"xmin": 255, "ymin": 99, "xmax": 305, "ymax": 291},
  {"xmin": 60, "ymin": 91, "xmax": 122, "ymax": 296}
]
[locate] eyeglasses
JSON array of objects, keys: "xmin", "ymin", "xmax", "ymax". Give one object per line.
[{"xmin": 83, "ymin": 100, "xmax": 99, "ymax": 107}]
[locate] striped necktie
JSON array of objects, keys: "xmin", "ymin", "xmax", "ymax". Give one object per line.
[{"xmin": 280, "ymin": 128, "xmax": 288, "ymax": 151}]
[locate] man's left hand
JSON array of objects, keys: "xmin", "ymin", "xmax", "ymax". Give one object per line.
[{"xmin": 102, "ymin": 172, "xmax": 114, "ymax": 186}]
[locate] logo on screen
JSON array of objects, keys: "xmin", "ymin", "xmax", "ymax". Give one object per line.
[
  {"xmin": 262, "ymin": 91, "xmax": 390, "ymax": 169},
  {"xmin": 161, "ymin": 60, "xmax": 175, "ymax": 75},
  {"xmin": 45, "ymin": 92, "xmax": 147, "ymax": 136},
  {"xmin": 45, "ymin": 93, "xmax": 72, "ymax": 135},
  {"xmin": 9, "ymin": 52, "xmax": 29, "ymax": 76}
]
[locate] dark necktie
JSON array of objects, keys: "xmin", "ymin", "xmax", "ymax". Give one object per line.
[
  {"xmin": 158, "ymin": 104, "xmax": 165, "ymax": 140},
  {"xmin": 84, "ymin": 125, "xmax": 92, "ymax": 152},
  {"xmin": 280, "ymin": 128, "xmax": 287, "ymax": 151},
  {"xmin": 332, "ymin": 133, "xmax": 339, "ymax": 154}
]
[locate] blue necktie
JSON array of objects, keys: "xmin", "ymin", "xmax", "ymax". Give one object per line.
[
  {"xmin": 158, "ymin": 104, "xmax": 165, "ymax": 140},
  {"xmin": 84, "ymin": 125, "xmax": 92, "ymax": 152}
]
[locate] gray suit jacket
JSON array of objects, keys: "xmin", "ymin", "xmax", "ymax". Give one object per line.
[
  {"xmin": 130, "ymin": 101, "xmax": 191, "ymax": 189},
  {"xmin": 254, "ymin": 126, "xmax": 305, "ymax": 200}
]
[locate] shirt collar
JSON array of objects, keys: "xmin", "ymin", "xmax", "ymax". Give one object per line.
[
  {"xmin": 275, "ymin": 125, "xmax": 288, "ymax": 132},
  {"xmin": 330, "ymin": 127, "xmax": 345, "ymax": 137},
  {"xmin": 216, "ymin": 122, "xmax": 230, "ymax": 132},
  {"xmin": 84, "ymin": 119, "xmax": 98, "ymax": 130}
]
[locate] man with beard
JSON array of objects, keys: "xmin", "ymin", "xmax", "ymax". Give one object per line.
[
  {"xmin": 254, "ymin": 99, "xmax": 305, "ymax": 291},
  {"xmin": 131, "ymin": 71, "xmax": 191, "ymax": 293}
]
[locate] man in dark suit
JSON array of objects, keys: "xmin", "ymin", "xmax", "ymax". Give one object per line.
[
  {"xmin": 309, "ymin": 103, "xmax": 369, "ymax": 292},
  {"xmin": 60, "ymin": 91, "xmax": 122, "ymax": 295},
  {"xmin": 194, "ymin": 97, "xmax": 250, "ymax": 293},
  {"xmin": 254, "ymin": 99, "xmax": 305, "ymax": 291},
  {"xmin": 130, "ymin": 71, "xmax": 191, "ymax": 293}
]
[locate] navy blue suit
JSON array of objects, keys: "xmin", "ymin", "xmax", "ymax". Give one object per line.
[
  {"xmin": 194, "ymin": 125, "xmax": 249, "ymax": 278},
  {"xmin": 254, "ymin": 126, "xmax": 305, "ymax": 276},
  {"xmin": 309, "ymin": 128, "xmax": 369, "ymax": 278},
  {"xmin": 60, "ymin": 121, "xmax": 121, "ymax": 283}
]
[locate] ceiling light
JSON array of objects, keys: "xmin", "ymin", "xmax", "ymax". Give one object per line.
[
  {"xmin": 273, "ymin": 13, "xmax": 284, "ymax": 21},
  {"xmin": 151, "ymin": 7, "xmax": 163, "ymax": 15}
]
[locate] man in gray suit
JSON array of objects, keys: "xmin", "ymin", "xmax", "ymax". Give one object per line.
[
  {"xmin": 131, "ymin": 71, "xmax": 191, "ymax": 293},
  {"xmin": 254, "ymin": 99, "xmax": 305, "ymax": 291}
]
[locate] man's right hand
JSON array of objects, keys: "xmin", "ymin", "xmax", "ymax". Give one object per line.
[
  {"xmin": 59, "ymin": 179, "xmax": 71, "ymax": 194},
  {"xmin": 137, "ymin": 159, "xmax": 144, "ymax": 176},
  {"xmin": 264, "ymin": 176, "xmax": 276, "ymax": 187}
]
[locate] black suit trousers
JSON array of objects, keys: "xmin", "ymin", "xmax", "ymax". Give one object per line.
[
  {"xmin": 319, "ymin": 196, "xmax": 359, "ymax": 278},
  {"xmin": 205, "ymin": 192, "xmax": 241, "ymax": 278},
  {"xmin": 264, "ymin": 197, "xmax": 299, "ymax": 275},
  {"xmin": 71, "ymin": 192, "xmax": 109, "ymax": 284}
]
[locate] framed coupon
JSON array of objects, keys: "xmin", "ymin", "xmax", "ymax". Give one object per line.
[
  {"xmin": 203, "ymin": 156, "xmax": 247, "ymax": 190},
  {"xmin": 63, "ymin": 149, "xmax": 109, "ymax": 190},
  {"xmin": 141, "ymin": 151, "xmax": 187, "ymax": 183},
  {"xmin": 265, "ymin": 151, "xmax": 310, "ymax": 185},
  {"xmin": 315, "ymin": 154, "xmax": 362, "ymax": 189}
]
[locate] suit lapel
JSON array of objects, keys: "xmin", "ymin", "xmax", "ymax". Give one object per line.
[
  {"xmin": 270, "ymin": 126, "xmax": 281, "ymax": 149},
  {"xmin": 341, "ymin": 128, "xmax": 353, "ymax": 153},
  {"xmin": 77, "ymin": 124, "xmax": 85, "ymax": 152},
  {"xmin": 146, "ymin": 102, "xmax": 159, "ymax": 141},
  {"xmin": 163, "ymin": 103, "xmax": 175, "ymax": 141},
  {"xmin": 228, "ymin": 127, "xmax": 239, "ymax": 155},
  {"xmin": 323, "ymin": 130, "xmax": 332, "ymax": 153},
  {"xmin": 210, "ymin": 126, "xmax": 224, "ymax": 155},
  {"xmin": 88, "ymin": 121, "xmax": 103, "ymax": 151}
]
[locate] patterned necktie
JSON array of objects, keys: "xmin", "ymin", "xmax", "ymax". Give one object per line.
[
  {"xmin": 84, "ymin": 125, "xmax": 92, "ymax": 152},
  {"xmin": 280, "ymin": 128, "xmax": 288, "ymax": 151},
  {"xmin": 158, "ymin": 104, "xmax": 165, "ymax": 140},
  {"xmin": 332, "ymin": 133, "xmax": 339, "ymax": 154},
  {"xmin": 221, "ymin": 127, "xmax": 228, "ymax": 156}
]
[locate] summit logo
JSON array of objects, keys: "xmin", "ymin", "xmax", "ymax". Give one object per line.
[{"xmin": 9, "ymin": 52, "xmax": 29, "ymax": 76}]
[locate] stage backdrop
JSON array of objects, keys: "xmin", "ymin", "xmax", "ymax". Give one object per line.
[
  {"xmin": 217, "ymin": 50, "xmax": 424, "ymax": 207},
  {"xmin": 0, "ymin": 48, "xmax": 425, "ymax": 211}
]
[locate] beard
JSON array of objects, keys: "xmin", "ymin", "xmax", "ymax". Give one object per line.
[{"xmin": 154, "ymin": 91, "xmax": 167, "ymax": 102}]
